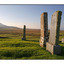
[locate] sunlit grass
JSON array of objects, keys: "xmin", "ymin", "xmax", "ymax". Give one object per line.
[{"xmin": 0, "ymin": 30, "xmax": 64, "ymax": 59}]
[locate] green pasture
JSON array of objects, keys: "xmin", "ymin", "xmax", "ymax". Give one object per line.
[{"xmin": 0, "ymin": 31, "xmax": 64, "ymax": 59}]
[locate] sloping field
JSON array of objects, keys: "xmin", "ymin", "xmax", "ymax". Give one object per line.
[{"xmin": 0, "ymin": 29, "xmax": 64, "ymax": 59}]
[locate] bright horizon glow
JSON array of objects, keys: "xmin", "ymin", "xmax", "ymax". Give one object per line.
[{"xmin": 0, "ymin": 5, "xmax": 64, "ymax": 30}]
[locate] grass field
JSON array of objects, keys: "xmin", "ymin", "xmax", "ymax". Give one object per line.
[{"xmin": 0, "ymin": 29, "xmax": 64, "ymax": 59}]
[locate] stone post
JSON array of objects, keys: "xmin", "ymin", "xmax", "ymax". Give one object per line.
[
  {"xmin": 62, "ymin": 38, "xmax": 64, "ymax": 43},
  {"xmin": 46, "ymin": 11, "xmax": 62, "ymax": 55},
  {"xmin": 40, "ymin": 12, "xmax": 48, "ymax": 47},
  {"xmin": 22, "ymin": 25, "xmax": 26, "ymax": 40}
]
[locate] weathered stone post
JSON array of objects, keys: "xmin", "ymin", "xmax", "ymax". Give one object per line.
[
  {"xmin": 40, "ymin": 12, "xmax": 48, "ymax": 47},
  {"xmin": 46, "ymin": 11, "xmax": 62, "ymax": 55},
  {"xmin": 22, "ymin": 25, "xmax": 26, "ymax": 40},
  {"xmin": 62, "ymin": 38, "xmax": 64, "ymax": 43}
]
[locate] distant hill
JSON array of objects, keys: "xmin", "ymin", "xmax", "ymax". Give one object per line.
[{"xmin": 0, "ymin": 23, "xmax": 21, "ymax": 30}]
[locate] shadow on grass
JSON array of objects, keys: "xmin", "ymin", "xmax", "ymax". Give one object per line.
[
  {"xmin": 0, "ymin": 50, "xmax": 34, "ymax": 59},
  {"xmin": 26, "ymin": 40, "xmax": 39, "ymax": 42},
  {"xmin": 60, "ymin": 46, "xmax": 64, "ymax": 56},
  {"xmin": 59, "ymin": 41, "xmax": 62, "ymax": 43},
  {"xmin": 0, "ymin": 37, "xmax": 8, "ymax": 39},
  {"xmin": 56, "ymin": 45, "xmax": 64, "ymax": 57}
]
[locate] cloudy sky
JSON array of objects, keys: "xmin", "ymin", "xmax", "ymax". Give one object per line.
[{"xmin": 0, "ymin": 5, "xmax": 64, "ymax": 30}]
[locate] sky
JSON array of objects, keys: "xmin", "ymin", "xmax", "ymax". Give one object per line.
[{"xmin": 0, "ymin": 5, "xmax": 64, "ymax": 30}]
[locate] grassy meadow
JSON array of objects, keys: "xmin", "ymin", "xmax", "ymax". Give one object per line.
[{"xmin": 0, "ymin": 29, "xmax": 64, "ymax": 59}]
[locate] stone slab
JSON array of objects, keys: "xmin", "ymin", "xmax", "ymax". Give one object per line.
[
  {"xmin": 49, "ymin": 11, "xmax": 62, "ymax": 45},
  {"xmin": 46, "ymin": 42, "xmax": 61, "ymax": 55},
  {"xmin": 40, "ymin": 37, "xmax": 45, "ymax": 47},
  {"xmin": 40, "ymin": 12, "xmax": 48, "ymax": 47},
  {"xmin": 62, "ymin": 38, "xmax": 64, "ymax": 43}
]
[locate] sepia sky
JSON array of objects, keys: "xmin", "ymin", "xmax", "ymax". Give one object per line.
[{"xmin": 0, "ymin": 5, "xmax": 64, "ymax": 30}]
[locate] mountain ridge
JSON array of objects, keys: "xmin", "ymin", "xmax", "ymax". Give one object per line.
[{"xmin": 0, "ymin": 23, "xmax": 21, "ymax": 29}]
